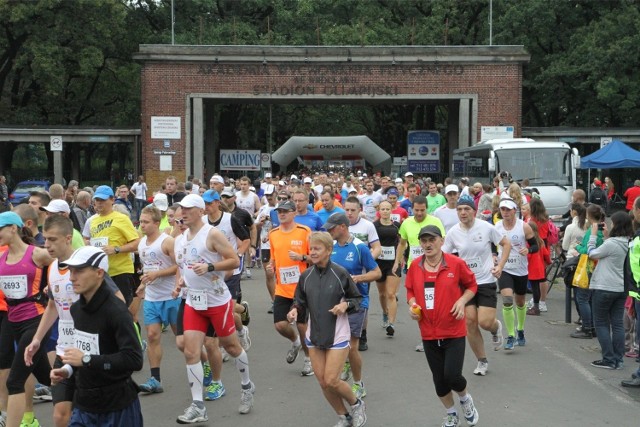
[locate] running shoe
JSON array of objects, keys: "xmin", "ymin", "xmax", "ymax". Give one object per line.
[
  {"xmin": 177, "ymin": 403, "xmax": 208, "ymax": 424},
  {"xmin": 333, "ymin": 415, "xmax": 352, "ymax": 427},
  {"xmin": 340, "ymin": 361, "xmax": 352, "ymax": 381},
  {"xmin": 240, "ymin": 301, "xmax": 251, "ymax": 326},
  {"xmin": 238, "ymin": 381, "xmax": 255, "ymax": 414},
  {"xmin": 386, "ymin": 324, "xmax": 395, "ymax": 337},
  {"xmin": 301, "ymin": 358, "xmax": 314, "ymax": 376},
  {"xmin": 381, "ymin": 313, "xmax": 389, "ymax": 329},
  {"xmin": 516, "ymin": 330, "xmax": 526, "ymax": 347},
  {"xmin": 0, "ymin": 414, "xmax": 6, "ymax": 427},
  {"xmin": 238, "ymin": 326, "xmax": 251, "ymax": 351},
  {"xmin": 268, "ymin": 302, "xmax": 274, "ymax": 314},
  {"xmin": 591, "ymin": 360, "xmax": 615, "ymax": 369},
  {"xmin": 492, "ymin": 320, "xmax": 503, "ymax": 351},
  {"xmin": 442, "ymin": 413, "xmax": 460, "ymax": 427},
  {"xmin": 526, "ymin": 298, "xmax": 534, "ymax": 309},
  {"xmin": 539, "ymin": 301, "xmax": 548, "ymax": 312},
  {"xmin": 504, "ymin": 336, "xmax": 515, "ymax": 351},
  {"xmin": 19, "ymin": 417, "xmax": 39, "ymax": 427},
  {"xmin": 220, "ymin": 346, "xmax": 230, "ymax": 362},
  {"xmin": 286, "ymin": 341, "xmax": 302, "ymax": 364},
  {"xmin": 33, "ymin": 384, "xmax": 52, "ymax": 401},
  {"xmin": 358, "ymin": 339, "xmax": 368, "ymax": 351},
  {"xmin": 141, "ymin": 339, "xmax": 148, "ymax": 353},
  {"xmin": 526, "ymin": 306, "xmax": 540, "ymax": 316},
  {"xmin": 350, "ymin": 398, "xmax": 367, "ymax": 427},
  {"xmin": 460, "ymin": 394, "xmax": 479, "ymax": 426},
  {"xmin": 138, "ymin": 376, "xmax": 164, "ymax": 393},
  {"xmin": 203, "ymin": 362, "xmax": 213, "ymax": 387},
  {"xmin": 162, "ymin": 323, "xmax": 168, "ymax": 332},
  {"xmin": 244, "ymin": 269, "xmax": 252, "ymax": 279},
  {"xmin": 473, "ymin": 361, "xmax": 488, "ymax": 376},
  {"xmin": 205, "ymin": 382, "xmax": 226, "ymax": 401},
  {"xmin": 352, "ymin": 382, "xmax": 367, "ymax": 399},
  {"xmin": 415, "ymin": 342, "xmax": 425, "ymax": 352}
]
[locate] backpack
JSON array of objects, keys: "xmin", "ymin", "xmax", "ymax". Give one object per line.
[
  {"xmin": 590, "ymin": 187, "xmax": 606, "ymax": 207},
  {"xmin": 547, "ymin": 220, "xmax": 559, "ymax": 245}
]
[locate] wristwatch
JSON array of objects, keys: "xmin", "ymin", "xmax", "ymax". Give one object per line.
[
  {"xmin": 207, "ymin": 263, "xmax": 215, "ymax": 272},
  {"xmin": 82, "ymin": 353, "xmax": 92, "ymax": 367},
  {"xmin": 114, "ymin": 246, "xmax": 121, "ymax": 254}
]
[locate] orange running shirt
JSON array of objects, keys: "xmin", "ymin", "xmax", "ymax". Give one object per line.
[{"xmin": 269, "ymin": 224, "xmax": 311, "ymax": 299}]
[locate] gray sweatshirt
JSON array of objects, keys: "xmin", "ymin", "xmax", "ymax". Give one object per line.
[{"xmin": 587, "ymin": 236, "xmax": 629, "ymax": 292}]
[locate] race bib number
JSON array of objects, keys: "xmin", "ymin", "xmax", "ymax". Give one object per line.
[
  {"xmin": 58, "ymin": 320, "xmax": 75, "ymax": 350},
  {"xmin": 0, "ymin": 275, "xmax": 28, "ymax": 299},
  {"xmin": 506, "ymin": 254, "xmax": 522, "ymax": 267},
  {"xmin": 379, "ymin": 246, "xmax": 396, "ymax": 261},
  {"xmin": 391, "ymin": 213, "xmax": 401, "ymax": 223},
  {"xmin": 410, "ymin": 246, "xmax": 424, "ymax": 260},
  {"xmin": 188, "ymin": 289, "xmax": 208, "ymax": 310},
  {"xmin": 90, "ymin": 237, "xmax": 108, "ymax": 248},
  {"xmin": 74, "ymin": 330, "xmax": 100, "ymax": 355},
  {"xmin": 144, "ymin": 265, "xmax": 160, "ymax": 274},
  {"xmin": 424, "ymin": 284, "xmax": 435, "ymax": 310},
  {"xmin": 465, "ymin": 257, "xmax": 483, "ymax": 275},
  {"xmin": 279, "ymin": 265, "xmax": 301, "ymax": 285}
]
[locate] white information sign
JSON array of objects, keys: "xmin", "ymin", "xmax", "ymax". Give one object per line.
[
  {"xmin": 151, "ymin": 116, "xmax": 181, "ymax": 140},
  {"xmin": 261, "ymin": 153, "xmax": 271, "ymax": 169},
  {"xmin": 159, "ymin": 155, "xmax": 172, "ymax": 171},
  {"xmin": 480, "ymin": 126, "xmax": 514, "ymax": 141},
  {"xmin": 220, "ymin": 150, "xmax": 261, "ymax": 171},
  {"xmin": 50, "ymin": 136, "xmax": 63, "ymax": 151},
  {"xmin": 600, "ymin": 137, "xmax": 612, "ymax": 149}
]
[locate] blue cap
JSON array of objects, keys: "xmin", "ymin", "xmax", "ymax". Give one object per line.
[
  {"xmin": 202, "ymin": 190, "xmax": 220, "ymax": 203},
  {"xmin": 93, "ymin": 185, "xmax": 114, "ymax": 200},
  {"xmin": 386, "ymin": 188, "xmax": 400, "ymax": 196},
  {"xmin": 0, "ymin": 212, "xmax": 24, "ymax": 228}
]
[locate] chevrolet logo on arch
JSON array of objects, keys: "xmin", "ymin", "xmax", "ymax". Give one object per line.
[{"xmin": 303, "ymin": 144, "xmax": 356, "ymax": 150}]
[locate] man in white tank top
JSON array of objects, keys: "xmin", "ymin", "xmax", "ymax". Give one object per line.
[
  {"xmin": 136, "ymin": 205, "xmax": 180, "ymax": 395},
  {"xmin": 495, "ymin": 198, "xmax": 537, "ymax": 351},
  {"xmin": 235, "ymin": 176, "xmax": 261, "ymax": 217},
  {"xmin": 173, "ymin": 194, "xmax": 255, "ymax": 424}
]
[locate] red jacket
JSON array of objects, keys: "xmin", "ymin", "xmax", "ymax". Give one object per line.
[
  {"xmin": 405, "ymin": 253, "xmax": 478, "ymax": 340},
  {"xmin": 527, "ymin": 244, "xmax": 550, "ymax": 281}
]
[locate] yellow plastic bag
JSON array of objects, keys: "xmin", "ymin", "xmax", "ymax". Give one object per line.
[{"xmin": 572, "ymin": 254, "xmax": 596, "ymax": 289}]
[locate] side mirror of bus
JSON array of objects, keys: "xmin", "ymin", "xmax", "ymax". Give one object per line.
[
  {"xmin": 572, "ymin": 148, "xmax": 580, "ymax": 168},
  {"xmin": 488, "ymin": 158, "xmax": 496, "ymax": 172}
]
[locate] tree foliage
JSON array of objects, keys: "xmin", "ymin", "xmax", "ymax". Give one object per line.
[{"xmin": 0, "ymin": 0, "xmax": 638, "ymax": 172}]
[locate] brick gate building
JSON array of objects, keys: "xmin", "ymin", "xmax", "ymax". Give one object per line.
[{"xmin": 134, "ymin": 45, "xmax": 529, "ymax": 189}]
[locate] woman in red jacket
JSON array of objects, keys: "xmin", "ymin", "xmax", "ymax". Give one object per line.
[
  {"xmin": 405, "ymin": 225, "xmax": 479, "ymax": 427},
  {"xmin": 529, "ymin": 198, "xmax": 552, "ymax": 312}
]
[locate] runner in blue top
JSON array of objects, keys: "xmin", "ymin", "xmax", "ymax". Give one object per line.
[
  {"xmin": 292, "ymin": 189, "xmax": 324, "ymax": 231},
  {"xmin": 325, "ymin": 213, "xmax": 381, "ymax": 402}
]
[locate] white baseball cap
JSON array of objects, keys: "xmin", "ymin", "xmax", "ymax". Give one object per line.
[
  {"xmin": 499, "ymin": 199, "xmax": 518, "ymax": 210},
  {"xmin": 404, "ymin": 172, "xmax": 414, "ymax": 177},
  {"xmin": 394, "ymin": 177, "xmax": 403, "ymax": 183},
  {"xmin": 60, "ymin": 246, "xmax": 109, "ymax": 271},
  {"xmin": 40, "ymin": 199, "xmax": 70, "ymax": 214},
  {"xmin": 153, "ymin": 193, "xmax": 169, "ymax": 211},
  {"xmin": 210, "ymin": 175, "xmax": 224, "ymax": 184},
  {"xmin": 264, "ymin": 172, "xmax": 272, "ymax": 178},
  {"xmin": 303, "ymin": 177, "xmax": 312, "ymax": 184},
  {"xmin": 445, "ymin": 184, "xmax": 459, "ymax": 194},
  {"xmin": 176, "ymin": 194, "xmax": 205, "ymax": 209}
]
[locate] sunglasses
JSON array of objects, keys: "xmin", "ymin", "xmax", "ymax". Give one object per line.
[
  {"xmin": 277, "ymin": 197, "xmax": 289, "ymax": 201},
  {"xmin": 175, "ymin": 219, "xmax": 184, "ymax": 225}
]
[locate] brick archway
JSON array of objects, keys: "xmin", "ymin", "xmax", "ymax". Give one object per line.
[{"xmin": 135, "ymin": 45, "xmax": 529, "ymax": 189}]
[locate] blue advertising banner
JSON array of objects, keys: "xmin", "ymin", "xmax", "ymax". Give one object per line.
[{"xmin": 407, "ymin": 131, "xmax": 440, "ymax": 173}]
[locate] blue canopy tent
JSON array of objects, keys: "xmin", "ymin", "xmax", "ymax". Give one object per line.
[
  {"xmin": 579, "ymin": 139, "xmax": 640, "ymax": 203},
  {"xmin": 580, "ymin": 139, "xmax": 640, "ymax": 168}
]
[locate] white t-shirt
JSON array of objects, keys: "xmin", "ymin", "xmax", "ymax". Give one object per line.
[
  {"xmin": 257, "ymin": 204, "xmax": 276, "ymax": 249},
  {"xmin": 358, "ymin": 192, "xmax": 383, "ymax": 222},
  {"xmin": 443, "ymin": 220, "xmax": 504, "ymax": 285},
  {"xmin": 348, "ymin": 218, "xmax": 379, "ymax": 248},
  {"xmin": 130, "ymin": 182, "xmax": 147, "ymax": 200},
  {"xmin": 434, "ymin": 206, "xmax": 459, "ymax": 233},
  {"xmin": 495, "ymin": 219, "xmax": 529, "ymax": 276}
]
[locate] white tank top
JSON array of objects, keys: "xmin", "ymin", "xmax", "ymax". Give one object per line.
[
  {"xmin": 203, "ymin": 212, "xmax": 241, "ymax": 275},
  {"xmin": 235, "ymin": 191, "xmax": 257, "ymax": 215},
  {"xmin": 173, "ymin": 234, "xmax": 187, "ymax": 300},
  {"xmin": 495, "ymin": 218, "xmax": 529, "ymax": 276},
  {"xmin": 48, "ymin": 259, "xmax": 79, "ymax": 356},
  {"xmin": 138, "ymin": 233, "xmax": 176, "ymax": 302},
  {"xmin": 181, "ymin": 224, "xmax": 231, "ymax": 308}
]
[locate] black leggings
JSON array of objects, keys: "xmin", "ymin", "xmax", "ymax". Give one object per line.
[
  {"xmin": 424, "ymin": 337, "xmax": 467, "ymax": 397},
  {"xmin": 530, "ymin": 280, "xmax": 542, "ymax": 304},
  {"xmin": 0, "ymin": 315, "xmax": 52, "ymax": 394}
]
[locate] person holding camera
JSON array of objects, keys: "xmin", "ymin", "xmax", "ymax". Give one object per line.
[
  {"xmin": 585, "ymin": 211, "xmax": 633, "ymax": 369},
  {"xmin": 571, "ymin": 205, "xmax": 606, "ymax": 339}
]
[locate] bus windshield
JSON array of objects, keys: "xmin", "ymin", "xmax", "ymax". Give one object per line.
[{"xmin": 496, "ymin": 148, "xmax": 572, "ymax": 186}]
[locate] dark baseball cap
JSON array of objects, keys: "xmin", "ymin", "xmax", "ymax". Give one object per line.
[
  {"xmin": 276, "ymin": 200, "xmax": 296, "ymax": 211},
  {"xmin": 324, "ymin": 213, "xmax": 350, "ymax": 230},
  {"xmin": 418, "ymin": 225, "xmax": 442, "ymax": 239}
]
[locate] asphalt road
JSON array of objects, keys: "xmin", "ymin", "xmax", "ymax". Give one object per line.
[{"xmin": 33, "ymin": 267, "xmax": 640, "ymax": 426}]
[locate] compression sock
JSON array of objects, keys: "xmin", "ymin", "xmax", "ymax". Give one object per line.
[
  {"xmin": 186, "ymin": 362, "xmax": 204, "ymax": 403},
  {"xmin": 22, "ymin": 412, "xmax": 34, "ymax": 424},
  {"xmin": 234, "ymin": 349, "xmax": 251, "ymax": 386},
  {"xmin": 502, "ymin": 304, "xmax": 515, "ymax": 336},
  {"xmin": 516, "ymin": 304, "xmax": 527, "ymax": 330},
  {"xmin": 151, "ymin": 367, "xmax": 160, "ymax": 382}
]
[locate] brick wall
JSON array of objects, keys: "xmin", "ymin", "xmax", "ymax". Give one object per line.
[{"xmin": 140, "ymin": 60, "xmax": 522, "ymax": 191}]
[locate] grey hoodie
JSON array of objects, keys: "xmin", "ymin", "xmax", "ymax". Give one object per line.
[{"xmin": 587, "ymin": 236, "xmax": 629, "ymax": 292}]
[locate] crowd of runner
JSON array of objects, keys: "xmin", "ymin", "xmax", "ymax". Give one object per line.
[{"xmin": 0, "ymin": 169, "xmax": 639, "ymax": 427}]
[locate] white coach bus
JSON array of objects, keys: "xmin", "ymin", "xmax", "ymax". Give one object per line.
[{"xmin": 453, "ymin": 138, "xmax": 580, "ymax": 216}]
